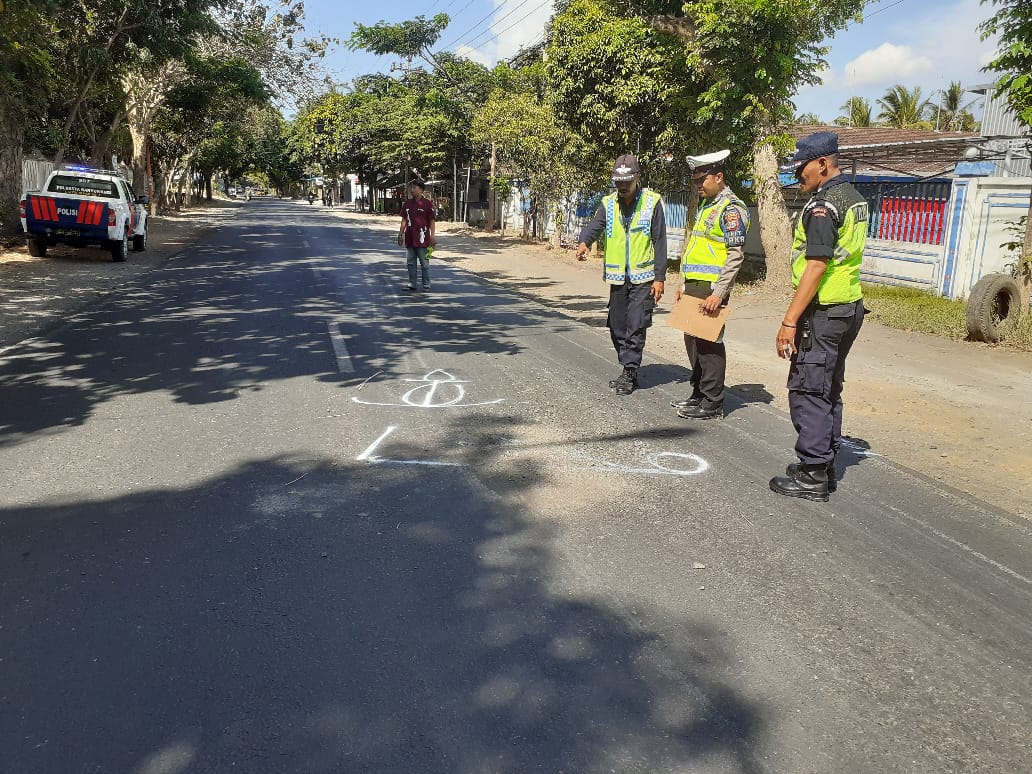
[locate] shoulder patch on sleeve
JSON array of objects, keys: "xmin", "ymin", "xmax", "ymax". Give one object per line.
[{"xmin": 721, "ymin": 206, "xmax": 747, "ymax": 247}]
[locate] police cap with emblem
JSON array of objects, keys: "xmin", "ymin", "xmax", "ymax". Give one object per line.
[
  {"xmin": 612, "ymin": 153, "xmax": 641, "ymax": 181},
  {"xmin": 687, "ymin": 149, "xmax": 730, "ymax": 180},
  {"xmin": 780, "ymin": 131, "xmax": 839, "ymax": 173}
]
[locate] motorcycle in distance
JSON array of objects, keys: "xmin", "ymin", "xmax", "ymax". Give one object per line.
[{"xmin": 307, "ymin": 191, "xmax": 315, "ymax": 205}]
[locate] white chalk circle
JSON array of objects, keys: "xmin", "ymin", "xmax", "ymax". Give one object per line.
[{"xmin": 645, "ymin": 452, "xmax": 710, "ymax": 476}]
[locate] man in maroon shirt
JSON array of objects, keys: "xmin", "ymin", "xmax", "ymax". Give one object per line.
[{"xmin": 398, "ymin": 180, "xmax": 436, "ymax": 291}]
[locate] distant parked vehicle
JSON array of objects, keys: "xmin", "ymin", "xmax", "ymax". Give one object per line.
[{"xmin": 20, "ymin": 165, "xmax": 148, "ymax": 262}]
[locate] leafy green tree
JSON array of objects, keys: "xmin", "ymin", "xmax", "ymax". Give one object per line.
[
  {"xmin": 345, "ymin": 15, "xmax": 494, "ymax": 213},
  {"xmin": 876, "ymin": 85, "xmax": 932, "ymax": 128},
  {"xmin": 150, "ymin": 55, "xmax": 270, "ymax": 206},
  {"xmin": 472, "ymin": 86, "xmax": 605, "ymax": 242},
  {"xmin": 981, "ymin": 0, "xmax": 1032, "ymax": 126},
  {"xmin": 835, "ymin": 96, "xmax": 873, "ymax": 127},
  {"xmin": 980, "ymin": 0, "xmax": 1032, "ymax": 303},
  {"xmin": 0, "ymin": 0, "xmax": 60, "ymax": 234},
  {"xmin": 547, "ymin": 0, "xmax": 699, "ymax": 177},
  {"xmin": 793, "ymin": 112, "xmax": 825, "ymax": 125},
  {"xmin": 601, "ymin": 0, "xmax": 867, "ymax": 286},
  {"xmin": 934, "ymin": 81, "xmax": 978, "ymax": 131}
]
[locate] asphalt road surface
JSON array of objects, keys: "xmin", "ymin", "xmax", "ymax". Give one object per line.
[{"xmin": 1, "ymin": 199, "xmax": 1030, "ymax": 774}]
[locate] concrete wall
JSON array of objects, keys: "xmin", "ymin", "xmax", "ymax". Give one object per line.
[{"xmin": 940, "ymin": 176, "xmax": 1031, "ymax": 299}]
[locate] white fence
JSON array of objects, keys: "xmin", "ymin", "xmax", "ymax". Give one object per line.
[{"xmin": 22, "ymin": 159, "xmax": 55, "ymax": 195}]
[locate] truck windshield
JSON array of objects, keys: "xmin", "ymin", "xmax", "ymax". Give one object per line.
[{"xmin": 46, "ymin": 175, "xmax": 119, "ymax": 199}]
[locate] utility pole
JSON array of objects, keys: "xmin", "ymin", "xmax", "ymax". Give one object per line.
[{"xmin": 488, "ymin": 141, "xmax": 497, "ymax": 231}]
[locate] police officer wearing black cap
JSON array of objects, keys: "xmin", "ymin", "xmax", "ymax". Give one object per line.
[
  {"xmin": 576, "ymin": 154, "xmax": 667, "ymax": 395},
  {"xmin": 672, "ymin": 149, "xmax": 750, "ymax": 420},
  {"xmin": 769, "ymin": 131, "xmax": 868, "ymax": 502}
]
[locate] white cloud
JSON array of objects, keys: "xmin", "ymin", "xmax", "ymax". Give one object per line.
[
  {"xmin": 450, "ymin": 0, "xmax": 553, "ymax": 66},
  {"xmin": 816, "ymin": 63, "xmax": 837, "ymax": 87},
  {"xmin": 453, "ymin": 44, "xmax": 492, "ymax": 68},
  {"xmin": 843, "ymin": 43, "xmax": 934, "ymax": 87}
]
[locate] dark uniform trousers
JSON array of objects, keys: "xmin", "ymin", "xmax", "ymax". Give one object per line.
[
  {"xmin": 789, "ymin": 300, "xmax": 865, "ymax": 465},
  {"xmin": 608, "ymin": 280, "xmax": 655, "ymax": 368},
  {"xmin": 682, "ymin": 279, "xmax": 727, "ymax": 408}
]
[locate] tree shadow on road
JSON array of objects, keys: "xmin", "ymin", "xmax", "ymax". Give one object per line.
[
  {"xmin": 0, "ymin": 445, "xmax": 770, "ymax": 773},
  {"xmin": 0, "ymin": 222, "xmax": 578, "ymax": 446}
]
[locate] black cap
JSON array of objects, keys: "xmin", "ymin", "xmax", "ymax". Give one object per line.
[
  {"xmin": 780, "ymin": 131, "xmax": 839, "ymax": 173},
  {"xmin": 612, "ymin": 154, "xmax": 640, "ymax": 181}
]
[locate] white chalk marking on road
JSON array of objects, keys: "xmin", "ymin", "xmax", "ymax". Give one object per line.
[
  {"xmin": 357, "ymin": 425, "xmax": 397, "ymax": 461},
  {"xmin": 594, "ymin": 451, "xmax": 710, "ymax": 477},
  {"xmin": 839, "ymin": 437, "xmax": 885, "ymax": 458},
  {"xmin": 356, "ymin": 425, "xmax": 461, "ymax": 467},
  {"xmin": 357, "ymin": 370, "xmax": 384, "ymax": 390},
  {"xmin": 352, "ymin": 368, "xmax": 504, "ymax": 408},
  {"xmin": 646, "ymin": 451, "xmax": 710, "ymax": 476},
  {"xmin": 888, "ymin": 505, "xmax": 1032, "ymax": 587},
  {"xmin": 327, "ymin": 320, "xmax": 355, "ymax": 373},
  {"xmin": 302, "ymin": 240, "xmax": 311, "ymax": 249}
]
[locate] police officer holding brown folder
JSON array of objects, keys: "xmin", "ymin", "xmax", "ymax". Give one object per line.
[{"xmin": 671, "ymin": 150, "xmax": 750, "ymax": 420}]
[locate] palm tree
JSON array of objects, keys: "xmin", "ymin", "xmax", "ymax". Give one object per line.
[
  {"xmin": 934, "ymin": 81, "xmax": 979, "ymax": 131},
  {"xmin": 877, "ymin": 85, "xmax": 933, "ymax": 129},
  {"xmin": 835, "ymin": 96, "xmax": 872, "ymax": 127},
  {"xmin": 793, "ymin": 112, "xmax": 825, "ymax": 125}
]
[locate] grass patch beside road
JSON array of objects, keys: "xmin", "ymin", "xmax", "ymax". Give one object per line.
[
  {"xmin": 861, "ymin": 284, "xmax": 968, "ymax": 339},
  {"xmin": 1001, "ymin": 306, "xmax": 1032, "ymax": 350},
  {"xmin": 860, "ymin": 283, "xmax": 1032, "ymax": 350}
]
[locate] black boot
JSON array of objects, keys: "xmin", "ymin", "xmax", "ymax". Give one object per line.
[
  {"xmin": 609, "ymin": 366, "xmax": 635, "ymax": 389},
  {"xmin": 787, "ymin": 458, "xmax": 837, "ymax": 492},
  {"xmin": 770, "ymin": 464, "xmax": 830, "ymax": 502},
  {"xmin": 614, "ymin": 367, "xmax": 638, "ymax": 395}
]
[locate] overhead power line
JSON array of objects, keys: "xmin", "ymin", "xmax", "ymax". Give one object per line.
[
  {"xmin": 438, "ymin": 0, "xmax": 518, "ymax": 52},
  {"xmin": 472, "ymin": 0, "xmax": 552, "ymax": 51},
  {"xmin": 440, "ymin": 0, "xmax": 552, "ymax": 56},
  {"xmin": 464, "ymin": 0, "xmax": 537, "ymax": 49},
  {"xmin": 864, "ymin": 0, "xmax": 907, "ymax": 19}
]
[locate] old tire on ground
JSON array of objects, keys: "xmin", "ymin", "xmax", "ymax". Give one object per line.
[
  {"xmin": 27, "ymin": 238, "xmax": 47, "ymax": 258},
  {"xmin": 966, "ymin": 273, "xmax": 1022, "ymax": 342},
  {"xmin": 110, "ymin": 232, "xmax": 128, "ymax": 262},
  {"xmin": 132, "ymin": 229, "xmax": 147, "ymax": 252}
]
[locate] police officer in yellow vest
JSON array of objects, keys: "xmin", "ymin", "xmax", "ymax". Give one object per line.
[
  {"xmin": 672, "ymin": 149, "xmax": 750, "ymax": 420},
  {"xmin": 576, "ymin": 154, "xmax": 667, "ymax": 395},
  {"xmin": 770, "ymin": 131, "xmax": 867, "ymax": 502}
]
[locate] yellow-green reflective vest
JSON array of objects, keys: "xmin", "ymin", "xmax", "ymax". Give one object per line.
[
  {"xmin": 681, "ymin": 192, "xmax": 749, "ymax": 283},
  {"xmin": 791, "ymin": 181, "xmax": 868, "ymax": 305},
  {"xmin": 603, "ymin": 188, "xmax": 661, "ymax": 284}
]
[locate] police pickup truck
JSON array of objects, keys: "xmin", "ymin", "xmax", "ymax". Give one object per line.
[{"xmin": 20, "ymin": 165, "xmax": 149, "ymax": 262}]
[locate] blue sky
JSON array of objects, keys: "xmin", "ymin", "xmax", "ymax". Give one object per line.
[{"xmin": 302, "ymin": 0, "xmax": 999, "ymax": 123}]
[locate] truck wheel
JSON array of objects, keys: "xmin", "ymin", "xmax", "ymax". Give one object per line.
[
  {"xmin": 966, "ymin": 273, "xmax": 1022, "ymax": 342},
  {"xmin": 132, "ymin": 229, "xmax": 147, "ymax": 252},
  {"xmin": 110, "ymin": 232, "xmax": 128, "ymax": 262},
  {"xmin": 27, "ymin": 238, "xmax": 47, "ymax": 258}
]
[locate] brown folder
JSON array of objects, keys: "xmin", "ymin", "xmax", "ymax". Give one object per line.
[{"xmin": 666, "ymin": 296, "xmax": 730, "ymax": 342}]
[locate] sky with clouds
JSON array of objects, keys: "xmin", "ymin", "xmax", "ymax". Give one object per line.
[{"xmin": 305, "ymin": 0, "xmax": 1000, "ymax": 123}]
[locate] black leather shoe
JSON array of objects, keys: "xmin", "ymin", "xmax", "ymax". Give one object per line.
[
  {"xmin": 670, "ymin": 395, "xmax": 703, "ymax": 409},
  {"xmin": 770, "ymin": 465, "xmax": 830, "ymax": 502},
  {"xmin": 787, "ymin": 459, "xmax": 837, "ymax": 492},
  {"xmin": 614, "ymin": 368, "xmax": 638, "ymax": 395},
  {"xmin": 677, "ymin": 403, "xmax": 722, "ymax": 420}
]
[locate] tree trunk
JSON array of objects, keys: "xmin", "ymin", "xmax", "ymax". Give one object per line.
[
  {"xmin": 1018, "ymin": 194, "xmax": 1032, "ymax": 312},
  {"xmin": 0, "ymin": 108, "xmax": 24, "ymax": 238},
  {"xmin": 753, "ymin": 139, "xmax": 793, "ymax": 289}
]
